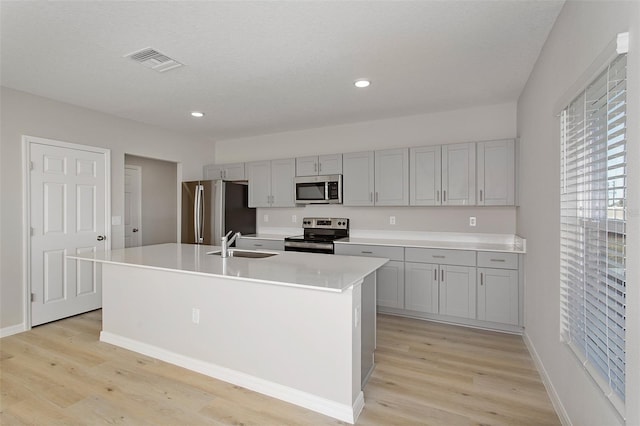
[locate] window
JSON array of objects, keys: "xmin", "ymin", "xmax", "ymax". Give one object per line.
[{"xmin": 560, "ymin": 52, "xmax": 627, "ymax": 412}]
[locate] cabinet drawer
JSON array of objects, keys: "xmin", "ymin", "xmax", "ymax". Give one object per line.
[
  {"xmin": 477, "ymin": 252, "xmax": 518, "ymax": 269},
  {"xmin": 335, "ymin": 244, "xmax": 404, "ymax": 261},
  {"xmin": 236, "ymin": 238, "xmax": 284, "ymax": 251},
  {"xmin": 405, "ymin": 248, "xmax": 476, "ymax": 266}
]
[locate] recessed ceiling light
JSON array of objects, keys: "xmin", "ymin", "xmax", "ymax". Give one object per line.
[
  {"xmin": 191, "ymin": 111, "xmax": 204, "ymax": 118},
  {"xmin": 354, "ymin": 79, "xmax": 371, "ymax": 88}
]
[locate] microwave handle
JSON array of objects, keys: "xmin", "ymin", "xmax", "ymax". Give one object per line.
[{"xmin": 325, "ymin": 182, "xmax": 329, "ymax": 200}]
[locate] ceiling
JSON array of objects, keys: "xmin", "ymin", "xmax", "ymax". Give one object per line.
[{"xmin": 0, "ymin": 1, "xmax": 564, "ymax": 141}]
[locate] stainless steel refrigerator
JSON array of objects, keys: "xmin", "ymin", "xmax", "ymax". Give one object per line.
[{"xmin": 181, "ymin": 180, "xmax": 256, "ymax": 245}]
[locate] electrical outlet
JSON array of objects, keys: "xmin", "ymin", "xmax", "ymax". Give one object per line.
[
  {"xmin": 469, "ymin": 216, "xmax": 477, "ymax": 227},
  {"xmin": 192, "ymin": 308, "xmax": 200, "ymax": 324},
  {"xmin": 389, "ymin": 216, "xmax": 396, "ymax": 225},
  {"xmin": 263, "ymin": 214, "xmax": 269, "ymax": 223},
  {"xmin": 292, "ymin": 215, "xmax": 297, "ymax": 223}
]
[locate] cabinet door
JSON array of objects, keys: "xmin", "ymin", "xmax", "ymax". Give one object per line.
[
  {"xmin": 410, "ymin": 146, "xmax": 441, "ymax": 206},
  {"xmin": 477, "ymin": 139, "xmax": 515, "ymax": 206},
  {"xmin": 442, "ymin": 142, "xmax": 476, "ymax": 206},
  {"xmin": 405, "ymin": 262, "xmax": 439, "ymax": 314},
  {"xmin": 343, "ymin": 151, "xmax": 375, "ymax": 206},
  {"xmin": 477, "ymin": 267, "xmax": 518, "ymax": 325},
  {"xmin": 203, "ymin": 165, "xmax": 224, "ymax": 180},
  {"xmin": 246, "ymin": 160, "xmax": 271, "ymax": 207},
  {"xmin": 270, "ymin": 158, "xmax": 296, "ymax": 207},
  {"xmin": 224, "ymin": 163, "xmax": 246, "ymax": 181},
  {"xmin": 295, "ymin": 156, "xmax": 318, "ymax": 176},
  {"xmin": 374, "ymin": 148, "xmax": 409, "ymax": 206},
  {"xmin": 376, "ymin": 260, "xmax": 405, "ymax": 309},
  {"xmin": 318, "ymin": 154, "xmax": 342, "ymax": 175},
  {"xmin": 439, "ymin": 265, "xmax": 476, "ymax": 319}
]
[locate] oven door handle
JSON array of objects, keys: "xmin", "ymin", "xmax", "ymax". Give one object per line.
[{"xmin": 284, "ymin": 241, "xmax": 335, "ymax": 251}]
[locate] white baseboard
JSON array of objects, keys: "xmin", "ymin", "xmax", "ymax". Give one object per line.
[
  {"xmin": 0, "ymin": 323, "xmax": 26, "ymax": 338},
  {"xmin": 523, "ymin": 331, "xmax": 572, "ymax": 426},
  {"xmin": 100, "ymin": 331, "xmax": 362, "ymax": 424}
]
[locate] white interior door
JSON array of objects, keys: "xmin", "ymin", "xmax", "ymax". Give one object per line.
[
  {"xmin": 124, "ymin": 165, "xmax": 142, "ymax": 247},
  {"xmin": 29, "ymin": 138, "xmax": 109, "ymax": 326}
]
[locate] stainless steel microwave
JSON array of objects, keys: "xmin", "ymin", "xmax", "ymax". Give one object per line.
[{"xmin": 294, "ymin": 175, "xmax": 342, "ymax": 204}]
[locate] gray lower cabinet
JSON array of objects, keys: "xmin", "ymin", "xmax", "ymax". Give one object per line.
[
  {"xmin": 405, "ymin": 256, "xmax": 476, "ymax": 320},
  {"xmin": 477, "ymin": 251, "xmax": 519, "ymax": 325},
  {"xmin": 376, "ymin": 261, "xmax": 405, "ymax": 309},
  {"xmin": 337, "ymin": 243, "xmax": 522, "ymax": 332},
  {"xmin": 438, "ymin": 264, "xmax": 476, "ymax": 320},
  {"xmin": 404, "ymin": 262, "xmax": 438, "ymax": 313},
  {"xmin": 236, "ymin": 237, "xmax": 284, "ymax": 251},
  {"xmin": 334, "ymin": 243, "xmax": 405, "ymax": 309}
]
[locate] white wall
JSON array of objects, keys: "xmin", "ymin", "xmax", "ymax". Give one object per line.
[
  {"xmin": 216, "ymin": 102, "xmax": 518, "ymax": 235},
  {"xmin": 517, "ymin": 2, "xmax": 639, "ymax": 425},
  {"xmin": 125, "ymin": 155, "xmax": 178, "ymax": 246},
  {"xmin": 0, "ymin": 87, "xmax": 214, "ymax": 329}
]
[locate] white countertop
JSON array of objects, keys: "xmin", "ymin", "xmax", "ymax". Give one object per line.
[
  {"xmin": 334, "ymin": 237, "xmax": 525, "ymax": 253},
  {"xmin": 243, "ymin": 228, "xmax": 526, "ymax": 254},
  {"xmin": 68, "ymin": 243, "xmax": 387, "ymax": 293}
]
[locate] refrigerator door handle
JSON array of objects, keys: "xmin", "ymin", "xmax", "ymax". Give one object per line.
[
  {"xmin": 198, "ymin": 184, "xmax": 206, "ymax": 243},
  {"xmin": 194, "ymin": 184, "xmax": 205, "ymax": 243}
]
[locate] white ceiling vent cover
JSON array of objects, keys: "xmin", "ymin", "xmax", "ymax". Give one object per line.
[{"xmin": 125, "ymin": 48, "xmax": 183, "ymax": 73}]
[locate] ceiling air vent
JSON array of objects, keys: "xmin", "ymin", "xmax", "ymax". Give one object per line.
[{"xmin": 125, "ymin": 47, "xmax": 183, "ymax": 73}]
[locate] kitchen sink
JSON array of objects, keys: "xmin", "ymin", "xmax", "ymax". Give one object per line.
[{"xmin": 207, "ymin": 249, "xmax": 278, "ymax": 259}]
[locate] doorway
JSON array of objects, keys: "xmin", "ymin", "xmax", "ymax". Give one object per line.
[
  {"xmin": 25, "ymin": 136, "xmax": 110, "ymax": 326},
  {"xmin": 124, "ymin": 165, "xmax": 142, "ymax": 247},
  {"xmin": 124, "ymin": 155, "xmax": 178, "ymax": 245}
]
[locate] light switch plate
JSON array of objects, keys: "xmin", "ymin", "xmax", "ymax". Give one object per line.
[{"xmin": 111, "ymin": 216, "xmax": 122, "ymax": 226}]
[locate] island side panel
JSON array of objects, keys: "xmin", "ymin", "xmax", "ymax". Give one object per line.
[
  {"xmin": 100, "ymin": 263, "xmax": 361, "ymax": 413},
  {"xmin": 361, "ymin": 271, "xmax": 376, "ymax": 387}
]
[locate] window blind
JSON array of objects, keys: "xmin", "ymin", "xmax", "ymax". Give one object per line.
[{"xmin": 560, "ymin": 53, "xmax": 627, "ymax": 411}]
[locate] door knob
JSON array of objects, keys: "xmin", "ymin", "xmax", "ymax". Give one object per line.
[
  {"xmin": 132, "ymin": 228, "xmax": 139, "ymax": 232},
  {"xmin": 97, "ymin": 235, "xmax": 106, "ymax": 241}
]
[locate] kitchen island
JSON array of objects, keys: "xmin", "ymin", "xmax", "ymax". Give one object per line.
[{"xmin": 69, "ymin": 243, "xmax": 387, "ymax": 423}]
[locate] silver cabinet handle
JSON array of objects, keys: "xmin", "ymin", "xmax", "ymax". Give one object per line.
[
  {"xmin": 432, "ymin": 255, "xmax": 445, "ymax": 259},
  {"xmin": 319, "ymin": 163, "xmax": 322, "ymax": 173},
  {"xmin": 97, "ymin": 235, "xmax": 106, "ymax": 241},
  {"xmin": 254, "ymin": 243, "xmax": 263, "ymax": 247},
  {"xmin": 314, "ymin": 163, "xmax": 317, "ymax": 172},
  {"xmin": 480, "ymin": 272, "xmax": 484, "ymax": 286},
  {"xmin": 441, "ymin": 269, "xmax": 444, "ymax": 282},
  {"xmin": 434, "ymin": 269, "xmax": 437, "ymax": 281},
  {"xmin": 443, "ymin": 190, "xmax": 447, "ymax": 202},
  {"xmin": 479, "ymin": 189, "xmax": 483, "ymax": 202},
  {"xmin": 369, "ymin": 192, "xmax": 373, "ymax": 202},
  {"xmin": 361, "ymin": 251, "xmax": 373, "ymax": 254},
  {"xmin": 436, "ymin": 190, "xmax": 440, "ymax": 202},
  {"xmin": 490, "ymin": 258, "xmax": 506, "ymax": 262},
  {"xmin": 375, "ymin": 192, "xmax": 379, "ymax": 202}
]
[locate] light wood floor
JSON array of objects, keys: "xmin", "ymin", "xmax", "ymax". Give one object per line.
[{"xmin": 1, "ymin": 310, "xmax": 559, "ymax": 425}]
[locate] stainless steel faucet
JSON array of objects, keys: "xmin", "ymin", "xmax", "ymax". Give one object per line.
[{"xmin": 221, "ymin": 230, "xmax": 241, "ymax": 258}]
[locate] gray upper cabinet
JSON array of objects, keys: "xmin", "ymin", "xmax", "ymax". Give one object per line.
[
  {"xmin": 247, "ymin": 158, "xmax": 295, "ymax": 208},
  {"xmin": 410, "ymin": 145, "xmax": 442, "ymax": 206},
  {"xmin": 374, "ymin": 148, "xmax": 409, "ymax": 206},
  {"xmin": 442, "ymin": 142, "xmax": 476, "ymax": 206},
  {"xmin": 343, "ymin": 149, "xmax": 409, "ymax": 206},
  {"xmin": 203, "ymin": 162, "xmax": 245, "ymax": 181},
  {"xmin": 343, "ymin": 151, "xmax": 375, "ymax": 206},
  {"xmin": 477, "ymin": 139, "xmax": 515, "ymax": 206},
  {"xmin": 296, "ymin": 154, "xmax": 342, "ymax": 176},
  {"xmin": 270, "ymin": 158, "xmax": 296, "ymax": 207}
]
